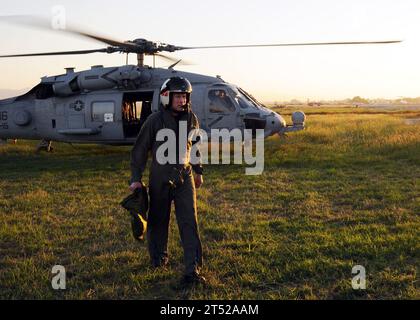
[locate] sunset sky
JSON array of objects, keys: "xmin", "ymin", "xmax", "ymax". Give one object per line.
[{"xmin": 0, "ymin": 0, "xmax": 419, "ymax": 102}]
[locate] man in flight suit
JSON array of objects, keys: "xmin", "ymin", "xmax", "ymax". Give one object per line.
[{"xmin": 129, "ymin": 76, "xmax": 206, "ymax": 285}]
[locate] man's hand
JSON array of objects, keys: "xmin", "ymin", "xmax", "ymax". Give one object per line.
[
  {"xmin": 194, "ymin": 174, "xmax": 203, "ymax": 189},
  {"xmin": 129, "ymin": 182, "xmax": 143, "ymax": 192}
]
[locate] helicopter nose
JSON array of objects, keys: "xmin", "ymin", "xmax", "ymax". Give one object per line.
[{"xmin": 265, "ymin": 112, "xmax": 286, "ymax": 136}]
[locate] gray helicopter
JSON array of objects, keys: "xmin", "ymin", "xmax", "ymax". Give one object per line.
[{"xmin": 0, "ymin": 19, "xmax": 402, "ymax": 151}]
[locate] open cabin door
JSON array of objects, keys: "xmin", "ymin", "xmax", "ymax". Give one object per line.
[{"xmin": 122, "ymin": 91, "xmax": 153, "ymax": 138}]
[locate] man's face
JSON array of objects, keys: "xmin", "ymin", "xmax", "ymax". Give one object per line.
[{"xmin": 171, "ymin": 92, "xmax": 188, "ymax": 112}]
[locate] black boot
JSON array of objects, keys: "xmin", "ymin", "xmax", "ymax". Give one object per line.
[
  {"xmin": 182, "ymin": 272, "xmax": 206, "ymax": 286},
  {"xmin": 152, "ymin": 256, "xmax": 169, "ymax": 269}
]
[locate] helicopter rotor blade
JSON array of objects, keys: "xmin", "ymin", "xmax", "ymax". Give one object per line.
[
  {"xmin": 0, "ymin": 48, "xmax": 112, "ymax": 58},
  {"xmin": 0, "ymin": 15, "xmax": 403, "ymax": 59},
  {"xmin": 0, "ymin": 15, "xmax": 137, "ymax": 50},
  {"xmin": 154, "ymin": 53, "xmax": 193, "ymax": 65},
  {"xmin": 177, "ymin": 40, "xmax": 402, "ymax": 50},
  {"xmin": 153, "ymin": 53, "xmax": 179, "ymax": 63}
]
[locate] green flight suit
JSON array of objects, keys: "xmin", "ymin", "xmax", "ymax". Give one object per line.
[{"xmin": 130, "ymin": 107, "xmax": 203, "ymax": 275}]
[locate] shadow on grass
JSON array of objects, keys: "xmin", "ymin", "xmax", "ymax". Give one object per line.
[{"xmin": 0, "ymin": 144, "xmax": 131, "ymax": 181}]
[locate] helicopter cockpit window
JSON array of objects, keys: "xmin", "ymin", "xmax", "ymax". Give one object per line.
[
  {"xmin": 208, "ymin": 89, "xmax": 236, "ymax": 113},
  {"xmin": 237, "ymin": 97, "xmax": 249, "ymax": 110},
  {"xmin": 237, "ymin": 87, "xmax": 263, "ymax": 110},
  {"xmin": 92, "ymin": 101, "xmax": 115, "ymax": 122}
]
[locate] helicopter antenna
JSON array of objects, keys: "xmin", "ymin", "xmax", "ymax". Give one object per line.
[{"xmin": 168, "ymin": 59, "xmax": 182, "ymax": 69}]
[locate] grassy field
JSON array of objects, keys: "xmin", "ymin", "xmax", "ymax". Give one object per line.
[{"xmin": 0, "ymin": 107, "xmax": 419, "ymax": 299}]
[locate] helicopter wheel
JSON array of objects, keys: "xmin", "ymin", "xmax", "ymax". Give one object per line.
[{"xmin": 36, "ymin": 139, "xmax": 54, "ymax": 153}]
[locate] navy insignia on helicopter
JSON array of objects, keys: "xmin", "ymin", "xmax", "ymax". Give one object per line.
[{"xmin": 72, "ymin": 100, "xmax": 85, "ymax": 111}]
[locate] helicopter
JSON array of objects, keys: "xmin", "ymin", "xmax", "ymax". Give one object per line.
[{"xmin": 0, "ymin": 17, "xmax": 402, "ymax": 151}]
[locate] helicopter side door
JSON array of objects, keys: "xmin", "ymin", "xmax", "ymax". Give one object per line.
[
  {"xmin": 67, "ymin": 97, "xmax": 86, "ymax": 130},
  {"xmin": 205, "ymin": 87, "xmax": 242, "ymax": 131},
  {"xmin": 86, "ymin": 92, "xmax": 124, "ymax": 141},
  {"xmin": 189, "ymin": 84, "xmax": 207, "ymax": 132},
  {"xmin": 54, "ymin": 96, "xmax": 89, "ymax": 137}
]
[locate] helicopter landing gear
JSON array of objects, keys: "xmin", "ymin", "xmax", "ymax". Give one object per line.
[{"xmin": 36, "ymin": 139, "xmax": 53, "ymax": 153}]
